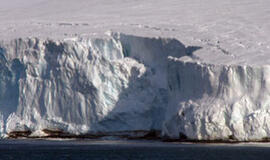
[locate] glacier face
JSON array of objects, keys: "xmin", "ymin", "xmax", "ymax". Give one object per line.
[
  {"xmin": 0, "ymin": 33, "xmax": 185, "ymax": 138},
  {"xmin": 164, "ymin": 60, "xmax": 270, "ymax": 141},
  {"xmin": 1, "ymin": 33, "xmax": 270, "ymax": 141}
]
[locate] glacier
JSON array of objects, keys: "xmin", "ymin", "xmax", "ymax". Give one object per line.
[
  {"xmin": 0, "ymin": 33, "xmax": 185, "ymax": 138},
  {"xmin": 1, "ymin": 32, "xmax": 270, "ymax": 141}
]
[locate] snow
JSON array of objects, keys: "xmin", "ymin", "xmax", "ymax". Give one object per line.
[
  {"xmin": 0, "ymin": 0, "xmax": 270, "ymax": 141},
  {"xmin": 1, "ymin": 0, "xmax": 270, "ymax": 65}
]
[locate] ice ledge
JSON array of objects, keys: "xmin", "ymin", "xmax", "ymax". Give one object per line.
[{"xmin": 1, "ymin": 32, "xmax": 270, "ymax": 141}]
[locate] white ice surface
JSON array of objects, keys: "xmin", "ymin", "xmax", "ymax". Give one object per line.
[
  {"xmin": 1, "ymin": 0, "xmax": 270, "ymax": 65},
  {"xmin": 0, "ymin": 0, "xmax": 270, "ymax": 140}
]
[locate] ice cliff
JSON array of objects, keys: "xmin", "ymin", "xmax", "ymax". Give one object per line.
[{"xmin": 1, "ymin": 33, "xmax": 270, "ymax": 141}]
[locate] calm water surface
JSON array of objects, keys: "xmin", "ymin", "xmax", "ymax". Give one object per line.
[{"xmin": 1, "ymin": 139, "xmax": 270, "ymax": 160}]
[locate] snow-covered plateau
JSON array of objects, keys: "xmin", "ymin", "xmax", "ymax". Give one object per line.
[{"xmin": 1, "ymin": 0, "xmax": 270, "ymax": 141}]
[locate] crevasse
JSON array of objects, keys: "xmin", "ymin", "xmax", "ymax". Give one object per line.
[{"xmin": 0, "ymin": 33, "xmax": 270, "ymax": 141}]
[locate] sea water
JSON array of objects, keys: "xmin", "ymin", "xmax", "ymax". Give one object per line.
[{"xmin": 0, "ymin": 139, "xmax": 270, "ymax": 160}]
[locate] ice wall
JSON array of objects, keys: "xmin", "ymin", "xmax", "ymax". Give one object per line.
[
  {"xmin": 1, "ymin": 33, "xmax": 270, "ymax": 141},
  {"xmin": 0, "ymin": 34, "xmax": 185, "ymax": 138},
  {"xmin": 164, "ymin": 59, "xmax": 270, "ymax": 141}
]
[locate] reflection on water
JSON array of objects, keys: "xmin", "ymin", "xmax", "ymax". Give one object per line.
[{"xmin": 0, "ymin": 139, "xmax": 270, "ymax": 160}]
